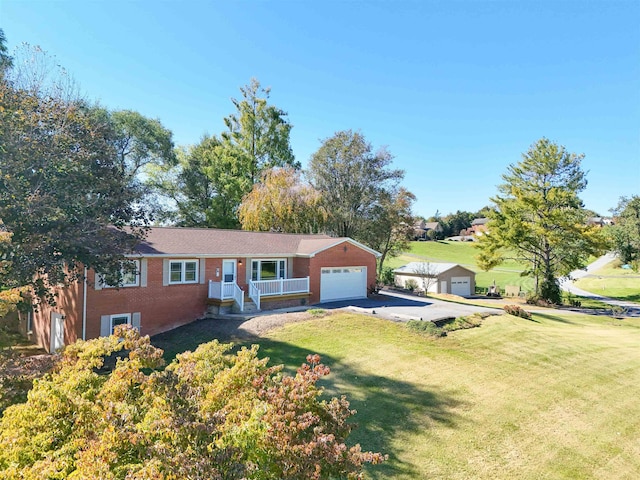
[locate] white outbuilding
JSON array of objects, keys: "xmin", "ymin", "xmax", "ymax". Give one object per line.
[{"xmin": 393, "ymin": 262, "xmax": 476, "ymax": 297}]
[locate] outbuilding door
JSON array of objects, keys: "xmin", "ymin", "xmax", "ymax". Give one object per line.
[
  {"xmin": 450, "ymin": 276, "xmax": 471, "ymax": 296},
  {"xmin": 320, "ymin": 267, "xmax": 367, "ymax": 302}
]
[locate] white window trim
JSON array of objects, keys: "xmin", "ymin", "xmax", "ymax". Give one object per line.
[
  {"xmin": 103, "ymin": 260, "xmax": 140, "ymax": 288},
  {"xmin": 169, "ymin": 259, "xmax": 199, "ymax": 284},
  {"xmin": 110, "ymin": 313, "xmax": 131, "ymax": 334},
  {"xmin": 251, "ymin": 259, "xmax": 287, "ymax": 281}
]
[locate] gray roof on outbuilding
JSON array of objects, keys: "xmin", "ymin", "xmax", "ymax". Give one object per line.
[{"xmin": 393, "ymin": 262, "xmax": 475, "ymax": 276}]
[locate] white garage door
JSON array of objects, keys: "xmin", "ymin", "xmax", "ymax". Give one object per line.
[
  {"xmin": 450, "ymin": 276, "xmax": 471, "ymax": 296},
  {"xmin": 320, "ymin": 267, "xmax": 367, "ymax": 302}
]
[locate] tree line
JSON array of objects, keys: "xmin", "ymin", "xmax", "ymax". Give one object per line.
[{"xmin": 1, "ymin": 28, "xmax": 638, "ymax": 312}]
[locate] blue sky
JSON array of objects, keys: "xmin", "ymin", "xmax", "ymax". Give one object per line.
[{"xmin": 2, "ymin": 0, "xmax": 639, "ymax": 217}]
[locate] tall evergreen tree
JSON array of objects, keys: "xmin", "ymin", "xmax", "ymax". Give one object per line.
[{"xmin": 476, "ymin": 138, "xmax": 605, "ymax": 303}]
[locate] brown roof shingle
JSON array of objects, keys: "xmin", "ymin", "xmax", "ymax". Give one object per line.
[{"xmin": 133, "ymin": 227, "xmax": 376, "ymax": 257}]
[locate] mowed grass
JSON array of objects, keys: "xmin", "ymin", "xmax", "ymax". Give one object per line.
[
  {"xmin": 574, "ymin": 259, "xmax": 640, "ymax": 303},
  {"xmin": 385, "ymin": 241, "xmax": 534, "ymax": 293},
  {"xmin": 255, "ymin": 311, "xmax": 640, "ymax": 479}
]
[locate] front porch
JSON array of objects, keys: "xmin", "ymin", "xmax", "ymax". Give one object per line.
[{"xmin": 208, "ymin": 277, "xmax": 310, "ymax": 312}]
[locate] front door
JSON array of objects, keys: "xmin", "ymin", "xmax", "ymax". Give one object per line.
[
  {"xmin": 50, "ymin": 312, "xmax": 64, "ymax": 352},
  {"xmin": 222, "ymin": 260, "xmax": 237, "ymax": 283}
]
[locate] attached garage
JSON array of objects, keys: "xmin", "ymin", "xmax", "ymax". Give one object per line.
[
  {"xmin": 320, "ymin": 266, "xmax": 367, "ymax": 302},
  {"xmin": 393, "ymin": 262, "xmax": 476, "ymax": 297}
]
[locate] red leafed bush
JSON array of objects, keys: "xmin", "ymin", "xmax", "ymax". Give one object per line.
[{"xmin": 0, "ymin": 326, "xmax": 385, "ymax": 479}]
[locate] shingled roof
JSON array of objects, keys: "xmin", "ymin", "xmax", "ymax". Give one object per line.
[{"xmin": 133, "ymin": 227, "xmax": 380, "ymax": 257}]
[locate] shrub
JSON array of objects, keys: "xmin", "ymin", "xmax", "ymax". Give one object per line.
[
  {"xmin": 503, "ymin": 304, "xmax": 532, "ymax": 319},
  {"xmin": 440, "ymin": 313, "xmax": 486, "ymax": 332},
  {"xmin": 405, "ymin": 279, "xmax": 418, "ymax": 292},
  {"xmin": 0, "ymin": 326, "xmax": 386, "ymax": 478},
  {"xmin": 407, "ymin": 313, "xmax": 490, "ymax": 337},
  {"xmin": 378, "ymin": 266, "xmax": 395, "ymax": 286},
  {"xmin": 308, "ymin": 308, "xmax": 326, "ymax": 317},
  {"xmin": 406, "ymin": 320, "xmax": 445, "ymax": 337}
]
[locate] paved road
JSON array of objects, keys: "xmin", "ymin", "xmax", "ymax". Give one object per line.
[
  {"xmin": 560, "ymin": 253, "xmax": 640, "ymax": 317},
  {"xmin": 319, "ymin": 290, "xmax": 501, "ymax": 322}
]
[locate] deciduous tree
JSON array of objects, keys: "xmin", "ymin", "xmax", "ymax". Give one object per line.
[
  {"xmin": 110, "ymin": 109, "xmax": 177, "ymax": 179},
  {"xmin": 360, "ymin": 187, "xmax": 415, "ymax": 275},
  {"xmin": 609, "ymin": 195, "xmax": 640, "ymax": 270},
  {"xmin": 0, "ymin": 53, "xmax": 148, "ymax": 302},
  {"xmin": 148, "ymin": 136, "xmax": 249, "ymax": 228},
  {"xmin": 238, "ymin": 167, "xmax": 326, "ymax": 233},
  {"xmin": 476, "ymin": 138, "xmax": 604, "ymax": 303},
  {"xmin": 150, "ymin": 79, "xmax": 297, "ymax": 227},
  {"xmin": 0, "ymin": 327, "xmax": 385, "ymax": 478},
  {"xmin": 308, "ymin": 130, "xmax": 404, "ymax": 240}
]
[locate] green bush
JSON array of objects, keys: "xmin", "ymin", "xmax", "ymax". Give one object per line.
[
  {"xmin": 405, "ymin": 279, "xmax": 418, "ymax": 292},
  {"xmin": 307, "ymin": 308, "xmax": 326, "ymax": 317},
  {"xmin": 378, "ymin": 266, "xmax": 395, "ymax": 286},
  {"xmin": 503, "ymin": 304, "xmax": 532, "ymax": 319},
  {"xmin": 407, "ymin": 313, "xmax": 490, "ymax": 337},
  {"xmin": 406, "ymin": 320, "xmax": 445, "ymax": 337}
]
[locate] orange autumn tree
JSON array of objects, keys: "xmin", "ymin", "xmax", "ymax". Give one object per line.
[
  {"xmin": 0, "ymin": 327, "xmax": 385, "ymax": 479},
  {"xmin": 238, "ymin": 166, "xmax": 327, "ymax": 233}
]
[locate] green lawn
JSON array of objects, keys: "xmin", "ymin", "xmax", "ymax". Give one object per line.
[
  {"xmin": 251, "ymin": 311, "xmax": 640, "ymax": 479},
  {"xmin": 385, "ymin": 241, "xmax": 534, "ymax": 293},
  {"xmin": 574, "ymin": 258, "xmax": 640, "ymax": 303}
]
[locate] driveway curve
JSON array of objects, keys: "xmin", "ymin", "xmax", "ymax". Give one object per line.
[
  {"xmin": 560, "ymin": 253, "xmax": 640, "ymax": 317},
  {"xmin": 319, "ymin": 290, "xmax": 501, "ymax": 322}
]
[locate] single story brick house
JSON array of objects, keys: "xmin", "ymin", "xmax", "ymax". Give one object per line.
[
  {"xmin": 393, "ymin": 262, "xmax": 476, "ymax": 296},
  {"xmin": 30, "ymin": 227, "xmax": 380, "ymax": 352}
]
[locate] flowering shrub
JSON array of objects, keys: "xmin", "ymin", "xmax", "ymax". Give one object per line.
[{"xmin": 0, "ymin": 326, "xmax": 385, "ymax": 479}]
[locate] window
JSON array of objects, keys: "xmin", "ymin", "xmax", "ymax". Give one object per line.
[
  {"xmin": 110, "ymin": 313, "xmax": 130, "ymax": 334},
  {"xmin": 169, "ymin": 260, "xmax": 198, "ymax": 284},
  {"xmin": 251, "ymin": 259, "xmax": 286, "ymax": 281},
  {"xmin": 103, "ymin": 260, "xmax": 140, "ymax": 288}
]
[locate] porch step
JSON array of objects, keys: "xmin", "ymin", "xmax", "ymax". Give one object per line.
[{"xmin": 231, "ymin": 298, "xmax": 260, "ymax": 314}]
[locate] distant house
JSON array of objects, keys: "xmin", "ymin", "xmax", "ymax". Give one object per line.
[
  {"xmin": 393, "ymin": 262, "xmax": 476, "ymax": 296},
  {"xmin": 30, "ymin": 227, "xmax": 380, "ymax": 352},
  {"xmin": 587, "ymin": 217, "xmax": 614, "ymax": 227},
  {"xmin": 459, "ymin": 217, "xmax": 489, "ymax": 237},
  {"xmin": 413, "ymin": 220, "xmax": 443, "ymax": 240}
]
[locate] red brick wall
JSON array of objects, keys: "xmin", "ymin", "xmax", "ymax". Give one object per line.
[
  {"xmin": 85, "ymin": 258, "xmax": 211, "ymax": 339},
  {"xmin": 30, "ymin": 245, "xmax": 377, "ymax": 351},
  {"xmin": 307, "ymin": 242, "xmax": 378, "ymax": 304},
  {"xmin": 31, "ymin": 276, "xmax": 83, "ymax": 352}
]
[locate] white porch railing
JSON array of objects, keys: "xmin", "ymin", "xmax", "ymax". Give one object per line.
[
  {"xmin": 250, "ymin": 277, "xmax": 310, "ymax": 296},
  {"xmin": 231, "ymin": 282, "xmax": 244, "ymax": 312},
  {"xmin": 209, "ymin": 281, "xmax": 244, "ymax": 311},
  {"xmin": 248, "ymin": 277, "xmax": 310, "ymax": 310},
  {"xmin": 249, "ymin": 281, "xmax": 261, "ymax": 311},
  {"xmin": 209, "ymin": 277, "xmax": 310, "ymax": 313}
]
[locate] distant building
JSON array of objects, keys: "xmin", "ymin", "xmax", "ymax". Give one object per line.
[{"xmin": 413, "ymin": 220, "xmax": 443, "ymax": 240}]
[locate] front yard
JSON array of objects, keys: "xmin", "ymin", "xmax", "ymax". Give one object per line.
[{"xmin": 152, "ymin": 309, "xmax": 640, "ymax": 479}]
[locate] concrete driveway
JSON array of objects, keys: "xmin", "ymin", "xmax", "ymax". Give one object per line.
[{"xmin": 319, "ymin": 290, "xmax": 501, "ymax": 322}]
